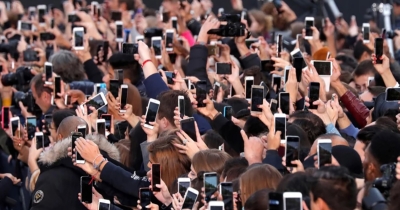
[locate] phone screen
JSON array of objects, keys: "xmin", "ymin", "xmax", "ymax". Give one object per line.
[
  {"xmin": 99, "ymin": 202, "xmax": 110, "ymax": 210},
  {"xmin": 210, "ymin": 207, "xmax": 223, "ymax": 210},
  {"xmin": 120, "ymin": 87, "xmax": 128, "ymax": 108},
  {"xmin": 270, "ymin": 100, "xmax": 278, "ymax": 114},
  {"xmin": 386, "ymin": 88, "xmax": 400, "ymax": 101},
  {"xmin": 213, "ymin": 84, "xmax": 220, "ymax": 100},
  {"xmin": 11, "ymin": 120, "xmax": 19, "ymax": 137},
  {"xmin": 221, "ymin": 183, "xmax": 233, "ymax": 210},
  {"xmin": 153, "ymin": 39, "xmax": 162, "ymax": 56},
  {"xmin": 122, "ymin": 44, "xmax": 138, "ymax": 54},
  {"xmin": 313, "ymin": 61, "xmax": 331, "ymax": 75},
  {"xmin": 245, "ymin": 79, "xmax": 254, "ymax": 99},
  {"xmin": 375, "ymin": 38, "xmax": 383, "ymax": 63},
  {"xmin": 179, "ymin": 98, "xmax": 185, "ymax": 116},
  {"xmin": 54, "ymin": 77, "xmax": 61, "ymax": 99},
  {"xmin": 3, "ymin": 107, "xmax": 10, "ymax": 129},
  {"xmin": 45, "ymin": 65, "xmax": 52, "ymax": 81},
  {"xmin": 36, "ymin": 134, "xmax": 44, "ymax": 149},
  {"xmin": 305, "ymin": 20, "xmax": 313, "ymax": 36},
  {"xmin": 277, "ymin": 34, "xmax": 282, "ymax": 56},
  {"xmin": 269, "ymin": 192, "xmax": 283, "ymax": 210},
  {"xmin": 145, "ymin": 102, "xmax": 159, "ymax": 125},
  {"xmin": 216, "ymin": 63, "xmax": 232, "ymax": 74},
  {"xmin": 285, "ymin": 197, "xmax": 301, "ymax": 210},
  {"xmin": 38, "ymin": 9, "xmax": 45, "ymax": 23},
  {"xmin": 179, "ymin": 181, "xmax": 190, "ymax": 198},
  {"xmin": 74, "ymin": 30, "xmax": 84, "ymax": 47},
  {"xmin": 286, "ymin": 136, "xmax": 300, "ymax": 167},
  {"xmin": 204, "ymin": 173, "xmax": 218, "ymax": 200},
  {"xmin": 273, "ymin": 77, "xmax": 281, "ymax": 91},
  {"xmin": 81, "ymin": 176, "xmax": 92, "ymax": 203},
  {"xmin": 102, "ymin": 115, "xmax": 112, "ymax": 131},
  {"xmin": 275, "ymin": 117, "xmax": 286, "ymax": 140},
  {"xmin": 196, "ymin": 81, "xmax": 207, "ymax": 107},
  {"xmin": 165, "ymin": 72, "xmax": 175, "ymax": 85},
  {"xmin": 152, "ymin": 164, "xmax": 161, "ymax": 192},
  {"xmin": 284, "ymin": 69, "xmax": 290, "ymax": 84},
  {"xmin": 251, "ymin": 88, "xmax": 263, "ymax": 112},
  {"xmin": 166, "ymin": 32, "xmax": 173, "ymax": 49},
  {"xmin": 182, "ymin": 190, "xmax": 197, "ymax": 209},
  {"xmin": 319, "ymin": 142, "xmax": 332, "ymax": 167},
  {"xmin": 27, "ymin": 117, "xmax": 36, "ymax": 139},
  {"xmin": 72, "ymin": 132, "xmax": 84, "ymax": 161},
  {"xmin": 109, "ymin": 80, "xmax": 119, "ymax": 98},
  {"xmin": 97, "ymin": 122, "xmax": 106, "ymax": 135},
  {"xmin": 224, "ymin": 106, "xmax": 233, "ymax": 120},
  {"xmin": 261, "ymin": 60, "xmax": 275, "ymax": 73},
  {"xmin": 279, "ymin": 93, "xmax": 290, "ymax": 115},
  {"xmin": 172, "ymin": 19, "xmax": 178, "ymax": 30},
  {"xmin": 140, "ymin": 189, "xmax": 151, "ymax": 209},
  {"xmin": 363, "ymin": 26, "xmax": 370, "ymax": 40},
  {"xmin": 181, "ymin": 118, "xmax": 196, "ymax": 141},
  {"xmin": 116, "ymin": 24, "xmax": 123, "ymax": 39},
  {"xmin": 77, "ymin": 127, "xmax": 86, "ymax": 139},
  {"xmin": 85, "ymin": 94, "xmax": 106, "ymax": 110},
  {"xmin": 293, "ymin": 58, "xmax": 303, "ymax": 82},
  {"xmin": 309, "ymin": 82, "xmax": 320, "ymax": 109}
]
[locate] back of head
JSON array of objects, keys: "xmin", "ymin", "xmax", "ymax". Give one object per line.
[
  {"xmin": 52, "ymin": 109, "xmax": 77, "ymax": 130},
  {"xmin": 290, "ymin": 111, "xmax": 326, "ymax": 144},
  {"xmin": 369, "ymin": 131, "xmax": 400, "ymax": 166},
  {"xmin": 356, "ymin": 125, "xmax": 389, "ymax": 146},
  {"xmin": 114, "ymin": 139, "xmax": 131, "ymax": 168},
  {"xmin": 375, "ymin": 116, "xmax": 399, "ymax": 132},
  {"xmin": 353, "ymin": 59, "xmax": 377, "ymax": 77},
  {"xmin": 202, "ymin": 130, "xmax": 224, "ymax": 149},
  {"xmin": 335, "ymin": 54, "xmax": 358, "ymax": 69},
  {"xmin": 244, "ymin": 189, "xmax": 272, "ymax": 210},
  {"xmin": 157, "ymin": 90, "xmax": 193, "ymax": 124},
  {"xmin": 243, "ymin": 116, "xmax": 269, "ymax": 137},
  {"xmin": 276, "ymin": 172, "xmax": 311, "ymax": 207},
  {"xmin": 192, "ymin": 149, "xmax": 231, "ymax": 176},
  {"xmin": 109, "ymin": 53, "xmax": 141, "ymax": 84},
  {"xmin": 57, "ymin": 116, "xmax": 88, "ymax": 139},
  {"xmin": 50, "ymin": 50, "xmax": 85, "ymax": 83},
  {"xmin": 353, "ymin": 41, "xmax": 373, "ymax": 61},
  {"xmin": 125, "ymin": 83, "xmax": 142, "ymax": 116},
  {"xmin": 221, "ymin": 157, "xmax": 249, "ymax": 180}
]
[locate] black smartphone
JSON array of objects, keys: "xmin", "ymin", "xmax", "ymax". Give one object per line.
[
  {"xmin": 50, "ymin": 18, "xmax": 55, "ymax": 28},
  {"xmin": 204, "ymin": 172, "xmax": 218, "ymax": 201},
  {"xmin": 261, "ymin": 60, "xmax": 275, "ymax": 73},
  {"xmin": 274, "ymin": 115, "xmax": 286, "ymax": 141},
  {"xmin": 140, "ymin": 188, "xmax": 151, "ymax": 209},
  {"xmin": 68, "ymin": 14, "xmax": 80, "ymax": 23},
  {"xmin": 152, "ymin": 38, "xmax": 162, "ymax": 58},
  {"xmin": 286, "ymin": 136, "xmax": 300, "ymax": 167},
  {"xmin": 251, "ymin": 86, "xmax": 264, "ymax": 112},
  {"xmin": 292, "ymin": 57, "xmax": 304, "ymax": 82},
  {"xmin": 318, "ymin": 140, "xmax": 332, "ymax": 168},
  {"xmin": 213, "ymin": 82, "xmax": 220, "ymax": 101},
  {"xmin": 54, "ymin": 76, "xmax": 61, "ymax": 99},
  {"xmin": 120, "ymin": 85, "xmax": 128, "ymax": 109},
  {"xmin": 26, "ymin": 116, "xmax": 36, "ymax": 140},
  {"xmin": 180, "ymin": 117, "xmax": 196, "ymax": 141},
  {"xmin": 220, "ymin": 182, "xmax": 233, "ymax": 210},
  {"xmin": 165, "ymin": 72, "xmax": 176, "ymax": 85},
  {"xmin": 2, "ymin": 107, "xmax": 10, "ymax": 129},
  {"xmin": 23, "ymin": 50, "xmax": 38, "ymax": 62},
  {"xmin": 178, "ymin": 96, "xmax": 185, "ymax": 117},
  {"xmin": 386, "ymin": 88, "xmax": 400, "ymax": 101},
  {"xmin": 111, "ymin": 11, "xmax": 122, "ymax": 21},
  {"xmin": 40, "ymin": 32, "xmax": 56, "ymax": 41},
  {"xmin": 35, "ymin": 132, "xmax": 44, "ymax": 149},
  {"xmin": 109, "ymin": 80, "xmax": 119, "ymax": 98},
  {"xmin": 279, "ymin": 92, "xmax": 290, "ymax": 115},
  {"xmin": 101, "ymin": 114, "xmax": 112, "ymax": 131},
  {"xmin": 162, "ymin": 12, "xmax": 170, "ymax": 23},
  {"xmin": 45, "ymin": 63, "xmax": 53, "ymax": 82},
  {"xmin": 97, "ymin": 120, "xmax": 106, "ymax": 136},
  {"xmin": 375, "ymin": 38, "xmax": 383, "ymax": 64},
  {"xmin": 305, "ymin": 18, "xmax": 314, "ymax": 37},
  {"xmin": 216, "ymin": 63, "xmax": 232, "ymax": 74},
  {"xmin": 245, "ymin": 77, "xmax": 254, "ymax": 99},
  {"xmin": 165, "ymin": 31, "xmax": 174, "ymax": 51},
  {"xmin": 72, "ymin": 132, "xmax": 84, "ymax": 163},
  {"xmin": 277, "ymin": 34, "xmax": 283, "ymax": 57},
  {"xmin": 284, "ymin": 68, "xmax": 290, "ymax": 84},
  {"xmin": 122, "ymin": 43, "xmax": 138, "ymax": 54},
  {"xmin": 152, "ymin": 164, "xmax": 161, "ymax": 192},
  {"xmin": 308, "ymin": 82, "xmax": 320, "ymax": 109},
  {"xmin": 224, "ymin": 106, "xmax": 233, "ymax": 120},
  {"xmin": 196, "ymin": 81, "xmax": 207, "ymax": 108},
  {"xmin": 103, "ymin": 41, "xmax": 109, "ymax": 62},
  {"xmin": 268, "ymin": 192, "xmax": 283, "ymax": 210},
  {"xmin": 169, "ymin": 53, "xmax": 177, "ymax": 64},
  {"xmin": 270, "ymin": 99, "xmax": 278, "ymax": 114},
  {"xmin": 273, "ymin": 76, "xmax": 281, "ymax": 92},
  {"xmin": 80, "ymin": 176, "xmax": 92, "ymax": 203},
  {"xmin": 38, "ymin": 7, "xmax": 46, "ymax": 23}
]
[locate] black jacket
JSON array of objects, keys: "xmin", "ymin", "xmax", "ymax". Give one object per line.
[
  {"xmin": 30, "ymin": 134, "xmax": 120, "ymax": 210},
  {"xmin": 69, "ymin": 80, "xmax": 95, "ymax": 96}
]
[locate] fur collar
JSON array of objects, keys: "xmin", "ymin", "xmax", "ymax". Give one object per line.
[{"xmin": 39, "ymin": 134, "xmax": 120, "ymax": 165}]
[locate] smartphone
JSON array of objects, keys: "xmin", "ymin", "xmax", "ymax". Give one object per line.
[
  {"xmin": 80, "ymin": 92, "xmax": 108, "ymax": 114},
  {"xmin": 178, "ymin": 95, "xmax": 185, "ymax": 117},
  {"xmin": 26, "ymin": 116, "xmax": 36, "ymax": 140},
  {"xmin": 317, "ymin": 139, "xmax": 332, "ymax": 168},
  {"xmin": 10, "ymin": 117, "xmax": 20, "ymax": 138},
  {"xmin": 144, "ymin": 99, "xmax": 160, "ymax": 129},
  {"xmin": 119, "ymin": 84, "xmax": 128, "ymax": 113},
  {"xmin": 363, "ymin": 23, "xmax": 370, "ymax": 44},
  {"xmin": 68, "ymin": 13, "xmax": 80, "ymax": 23},
  {"xmin": 115, "ymin": 21, "xmax": 123, "ymax": 42},
  {"xmin": 43, "ymin": 62, "xmax": 53, "ymax": 85},
  {"xmin": 311, "ymin": 60, "xmax": 332, "ymax": 76},
  {"xmin": 251, "ymin": 85, "xmax": 264, "ymax": 114},
  {"xmin": 279, "ymin": 92, "xmax": 290, "ymax": 115},
  {"xmin": 386, "ymin": 87, "xmax": 400, "ymax": 101},
  {"xmin": 136, "ymin": 35, "xmax": 144, "ymax": 43},
  {"xmin": 207, "ymin": 45, "xmax": 218, "ymax": 56},
  {"xmin": 122, "ymin": 43, "xmax": 139, "ymax": 54},
  {"xmin": 204, "ymin": 172, "xmax": 218, "ymax": 201},
  {"xmin": 96, "ymin": 119, "xmax": 106, "ymax": 136},
  {"xmin": 276, "ymin": 34, "xmax": 283, "ymax": 57},
  {"xmin": 283, "ymin": 66, "xmax": 290, "ymax": 84},
  {"xmin": 77, "ymin": 125, "xmax": 86, "ymax": 139},
  {"xmin": 274, "ymin": 113, "xmax": 286, "ymax": 143},
  {"xmin": 261, "ymin": 60, "xmax": 275, "ymax": 73},
  {"xmin": 73, "ymin": 27, "xmax": 85, "ymax": 50},
  {"xmin": 103, "ymin": 41, "xmax": 109, "ymax": 61},
  {"xmin": 180, "ymin": 117, "xmax": 197, "ymax": 141},
  {"xmin": 111, "ymin": 11, "xmax": 122, "ymax": 21},
  {"xmin": 93, "ymin": 83, "xmax": 101, "ymax": 95},
  {"xmin": 273, "ymin": 75, "xmax": 281, "ymax": 93},
  {"xmin": 101, "ymin": 114, "xmax": 112, "ymax": 131},
  {"xmin": 54, "ymin": 76, "xmax": 61, "ymax": 99},
  {"xmin": 215, "ymin": 63, "xmax": 232, "ymax": 75},
  {"xmin": 140, "ymin": 188, "xmax": 151, "ymax": 209},
  {"xmin": 18, "ymin": 21, "xmax": 32, "ymax": 31},
  {"xmin": 285, "ymin": 136, "xmax": 300, "ymax": 167},
  {"xmin": 40, "ymin": 32, "xmax": 56, "ymax": 41},
  {"xmin": 72, "ymin": 132, "xmax": 85, "ymax": 163},
  {"xmin": 178, "ymin": 178, "xmax": 191, "ymax": 198},
  {"xmin": 152, "ymin": 37, "xmax": 162, "ymax": 59},
  {"xmin": 308, "ymin": 82, "xmax": 320, "ymax": 109},
  {"xmin": 98, "ymin": 199, "xmax": 110, "ymax": 210},
  {"xmin": 220, "ymin": 182, "xmax": 233, "ymax": 210},
  {"xmin": 165, "ymin": 72, "xmax": 175, "ymax": 85},
  {"xmin": 245, "ymin": 39, "xmax": 258, "ymax": 49},
  {"xmin": 213, "ymin": 82, "xmax": 220, "ymax": 101},
  {"xmin": 2, "ymin": 107, "xmax": 10, "ymax": 129},
  {"xmin": 305, "ymin": 17, "xmax": 314, "ymax": 39},
  {"xmin": 182, "ymin": 188, "xmax": 199, "ymax": 209},
  {"xmin": 223, "ymin": 106, "xmax": 233, "ymax": 120},
  {"xmin": 245, "ymin": 76, "xmax": 254, "ymax": 100},
  {"xmin": 37, "ymin": 5, "xmax": 46, "ymax": 25},
  {"xmin": 152, "ymin": 163, "xmax": 161, "ymax": 192},
  {"xmin": 269, "ymin": 192, "xmax": 283, "ymax": 210},
  {"xmin": 80, "ymin": 176, "xmax": 92, "ymax": 203},
  {"xmin": 269, "ymin": 99, "xmax": 278, "ymax": 114},
  {"xmin": 35, "ymin": 132, "xmax": 44, "ymax": 149},
  {"xmin": 109, "ymin": 80, "xmax": 119, "ymax": 98},
  {"xmin": 165, "ymin": 29, "xmax": 174, "ymax": 52},
  {"xmin": 196, "ymin": 81, "xmax": 207, "ymax": 108},
  {"xmin": 171, "ymin": 16, "xmax": 178, "ymax": 30},
  {"xmin": 375, "ymin": 38, "xmax": 383, "ymax": 64},
  {"xmin": 292, "ymin": 57, "xmax": 304, "ymax": 82},
  {"xmin": 65, "ymin": 95, "xmax": 71, "ymax": 106},
  {"xmin": 183, "ymin": 78, "xmax": 194, "ymax": 90},
  {"xmin": 283, "ymin": 192, "xmax": 303, "ymax": 210},
  {"xmin": 208, "ymin": 201, "xmax": 224, "ymax": 210}
]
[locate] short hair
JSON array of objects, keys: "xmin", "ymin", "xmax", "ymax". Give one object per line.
[
  {"xmin": 309, "ymin": 166, "xmax": 357, "ymax": 210},
  {"xmin": 244, "ymin": 189, "xmax": 273, "ymax": 210},
  {"xmin": 125, "ymin": 83, "xmax": 142, "ymax": 116},
  {"xmin": 202, "ymin": 130, "xmax": 224, "ymax": 149},
  {"xmin": 192, "ymin": 149, "xmax": 231, "ymax": 177},
  {"xmin": 353, "ymin": 59, "xmax": 377, "ymax": 77},
  {"xmin": 50, "ymin": 50, "xmax": 86, "ymax": 83},
  {"xmin": 30, "ymin": 73, "xmax": 52, "ymax": 96},
  {"xmin": 119, "ymin": 0, "xmax": 135, "ymax": 10},
  {"xmin": 290, "ymin": 111, "xmax": 326, "ymax": 144},
  {"xmin": 243, "ymin": 116, "xmax": 269, "ymax": 137},
  {"xmin": 221, "ymin": 157, "xmax": 249, "ymax": 180},
  {"xmin": 57, "ymin": 116, "xmax": 88, "ymax": 138},
  {"xmin": 52, "ymin": 109, "xmax": 76, "ymax": 130},
  {"xmin": 108, "ymin": 52, "xmax": 141, "ymax": 84},
  {"xmin": 369, "ymin": 131, "xmax": 400, "ymax": 166},
  {"xmin": 276, "ymin": 172, "xmax": 311, "ymax": 207},
  {"xmin": 375, "ymin": 116, "xmax": 399, "ymax": 132},
  {"xmin": 367, "ymin": 86, "xmax": 386, "ymax": 96},
  {"xmin": 356, "ymin": 125, "xmax": 390, "ymax": 147},
  {"xmin": 335, "ymin": 54, "xmax": 358, "ymax": 69},
  {"xmin": 353, "ymin": 40, "xmax": 373, "ymax": 61},
  {"xmin": 156, "ymin": 90, "xmax": 193, "ymax": 125},
  {"xmin": 114, "ymin": 139, "xmax": 131, "ymax": 168}
]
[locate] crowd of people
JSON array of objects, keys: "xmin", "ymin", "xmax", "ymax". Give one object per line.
[{"xmin": 2, "ymin": 0, "xmax": 400, "ymax": 209}]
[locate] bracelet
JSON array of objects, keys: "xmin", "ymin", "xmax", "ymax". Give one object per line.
[
  {"xmin": 93, "ymin": 158, "xmax": 107, "ymax": 171},
  {"xmin": 141, "ymin": 59, "xmax": 152, "ymax": 67},
  {"xmin": 92, "ymin": 154, "xmax": 102, "ymax": 166}
]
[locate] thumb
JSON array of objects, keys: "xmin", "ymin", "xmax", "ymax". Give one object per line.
[{"xmin": 350, "ymin": 15, "xmax": 357, "ymax": 26}]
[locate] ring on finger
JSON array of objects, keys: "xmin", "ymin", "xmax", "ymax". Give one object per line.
[{"xmin": 182, "ymin": 139, "xmax": 188, "ymax": 145}]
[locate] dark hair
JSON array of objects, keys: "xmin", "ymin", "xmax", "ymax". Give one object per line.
[
  {"xmin": 276, "ymin": 172, "xmax": 311, "ymax": 208},
  {"xmin": 52, "ymin": 109, "xmax": 76, "ymax": 130},
  {"xmin": 369, "ymin": 131, "xmax": 400, "ymax": 166},
  {"xmin": 389, "ymin": 182, "xmax": 400, "ymax": 210},
  {"xmin": 353, "ymin": 59, "xmax": 377, "ymax": 77},
  {"xmin": 356, "ymin": 125, "xmax": 389, "ymax": 147},
  {"xmin": 353, "ymin": 41, "xmax": 373, "ymax": 61},
  {"xmin": 30, "ymin": 73, "xmax": 52, "ymax": 96},
  {"xmin": 119, "ymin": 0, "xmax": 135, "ymax": 10},
  {"xmin": 243, "ymin": 116, "xmax": 269, "ymax": 137},
  {"xmin": 50, "ymin": 50, "xmax": 86, "ymax": 83},
  {"xmin": 367, "ymin": 86, "xmax": 386, "ymax": 96},
  {"xmin": 202, "ymin": 130, "xmax": 224, "ymax": 149},
  {"xmin": 244, "ymin": 189, "xmax": 272, "ymax": 210},
  {"xmin": 225, "ymin": 166, "xmax": 247, "ymax": 182},
  {"xmin": 157, "ymin": 90, "xmax": 193, "ymax": 125},
  {"xmin": 335, "ymin": 54, "xmax": 358, "ymax": 69},
  {"xmin": 108, "ymin": 52, "xmax": 141, "ymax": 84},
  {"xmin": 375, "ymin": 116, "xmax": 399, "ymax": 132},
  {"xmin": 309, "ymin": 166, "xmax": 357, "ymax": 210},
  {"xmin": 290, "ymin": 111, "xmax": 326, "ymax": 144},
  {"xmin": 221, "ymin": 157, "xmax": 249, "ymax": 180}
]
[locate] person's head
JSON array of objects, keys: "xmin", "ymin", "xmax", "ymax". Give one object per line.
[
  {"xmin": 335, "ymin": 54, "xmax": 358, "ymax": 70},
  {"xmin": 289, "ymin": 111, "xmax": 326, "ymax": 144},
  {"xmin": 147, "ymin": 130, "xmax": 191, "ymax": 191},
  {"xmin": 56, "ymin": 116, "xmax": 88, "ymax": 142},
  {"xmin": 309, "ymin": 166, "xmax": 357, "ymax": 210},
  {"xmin": 363, "ymin": 131, "xmax": 400, "ymax": 181},
  {"xmin": 50, "ymin": 50, "xmax": 86, "ymax": 83},
  {"xmin": 156, "ymin": 90, "xmax": 193, "ymax": 132},
  {"xmin": 49, "ymin": 109, "xmax": 76, "ymax": 142},
  {"xmin": 220, "ymin": 157, "xmax": 249, "ymax": 182},
  {"xmin": 114, "ymin": 139, "xmax": 131, "ymax": 168},
  {"xmin": 276, "ymin": 172, "xmax": 312, "ymax": 208},
  {"xmin": 393, "ymin": 1, "xmax": 400, "ymax": 16},
  {"xmin": 189, "ymin": 149, "xmax": 231, "ymax": 180},
  {"xmin": 30, "ymin": 74, "xmax": 52, "ymax": 113},
  {"xmin": 162, "ymin": 0, "xmax": 180, "ymax": 13},
  {"xmin": 375, "ymin": 116, "xmax": 399, "ymax": 132},
  {"xmin": 202, "ymin": 130, "xmax": 224, "ymax": 149},
  {"xmin": 354, "ymin": 125, "xmax": 389, "ymax": 162},
  {"xmin": 239, "ymin": 164, "xmax": 282, "ymax": 204},
  {"xmin": 244, "ymin": 189, "xmax": 273, "ymax": 210},
  {"xmin": 243, "ymin": 116, "xmax": 269, "ymax": 137},
  {"xmin": 108, "ymin": 52, "xmax": 141, "ymax": 84},
  {"xmin": 108, "ymin": 0, "xmax": 134, "ymax": 11},
  {"xmin": 359, "ymin": 86, "xmax": 386, "ymax": 102},
  {"xmin": 352, "ymin": 60, "xmax": 377, "ymax": 94},
  {"xmin": 248, "ymin": 9, "xmax": 272, "ymax": 36},
  {"xmin": 353, "ymin": 40, "xmax": 373, "ymax": 62}
]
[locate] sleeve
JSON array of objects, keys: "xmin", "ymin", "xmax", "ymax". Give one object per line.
[
  {"xmin": 340, "ymin": 90, "xmax": 370, "ymax": 128},
  {"xmin": 180, "ymin": 30, "xmax": 195, "ymax": 47},
  {"xmin": 186, "ymin": 19, "xmax": 201, "ymax": 36},
  {"xmin": 143, "ymin": 73, "xmax": 169, "ymax": 99},
  {"xmin": 326, "ymin": 124, "xmax": 341, "ymax": 136},
  {"xmin": 211, "ymin": 114, "xmax": 244, "ymax": 154},
  {"xmin": 83, "ymin": 59, "xmax": 104, "ymax": 83},
  {"xmin": 140, "ymin": 142, "xmax": 151, "ymax": 172},
  {"xmin": 262, "ymin": 150, "xmax": 285, "ymax": 171},
  {"xmin": 186, "ymin": 45, "xmax": 211, "ymax": 89},
  {"xmin": 340, "ymin": 124, "xmax": 359, "ymax": 139},
  {"xmin": 0, "ymin": 177, "xmax": 13, "ymax": 202},
  {"xmin": 240, "ymin": 54, "xmax": 261, "ymax": 69}
]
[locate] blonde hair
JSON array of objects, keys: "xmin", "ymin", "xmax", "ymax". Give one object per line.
[{"xmin": 192, "ymin": 149, "xmax": 231, "ymax": 176}]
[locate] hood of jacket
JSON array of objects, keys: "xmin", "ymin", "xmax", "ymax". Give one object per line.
[{"xmin": 39, "ymin": 134, "xmax": 120, "ymax": 166}]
